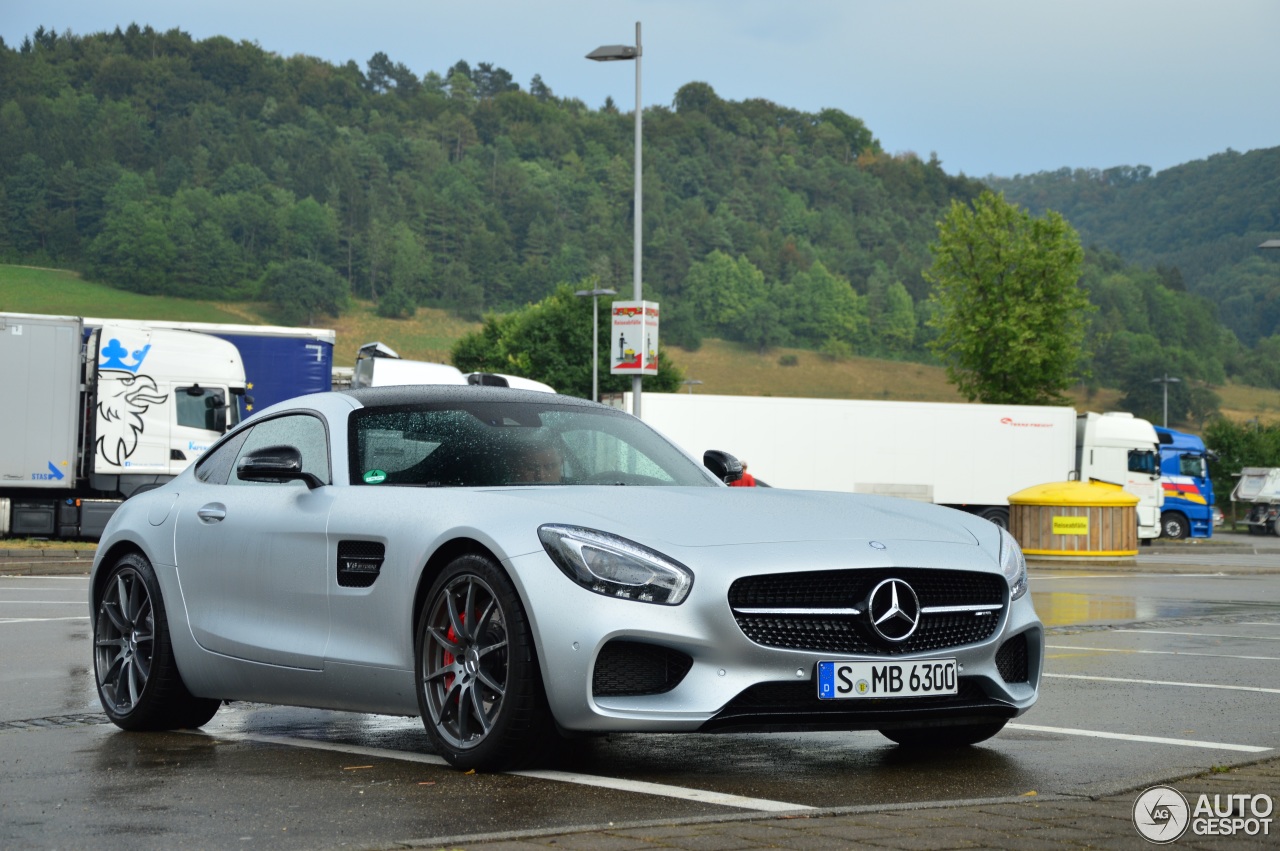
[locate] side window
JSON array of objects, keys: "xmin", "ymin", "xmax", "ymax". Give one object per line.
[
  {"xmin": 176, "ymin": 387, "xmax": 230, "ymax": 432},
  {"xmin": 194, "ymin": 429, "xmax": 252, "ymax": 485},
  {"xmin": 230, "ymin": 414, "xmax": 331, "ymax": 486}
]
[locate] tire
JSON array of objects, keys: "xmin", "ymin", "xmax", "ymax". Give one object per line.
[
  {"xmin": 978, "ymin": 507, "xmax": 1010, "ymax": 530},
  {"xmin": 416, "ymin": 553, "xmax": 554, "ymax": 771},
  {"xmin": 880, "ymin": 721, "xmax": 1007, "ymax": 748},
  {"xmin": 93, "ymin": 552, "xmax": 220, "ymax": 731},
  {"xmin": 1160, "ymin": 512, "xmax": 1188, "ymax": 540}
]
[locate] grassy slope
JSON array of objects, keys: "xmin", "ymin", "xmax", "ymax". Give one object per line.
[{"xmin": 3, "ymin": 264, "xmax": 1276, "ymax": 424}]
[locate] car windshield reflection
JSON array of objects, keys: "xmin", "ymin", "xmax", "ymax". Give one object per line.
[{"xmin": 349, "ymin": 401, "xmax": 714, "ymax": 488}]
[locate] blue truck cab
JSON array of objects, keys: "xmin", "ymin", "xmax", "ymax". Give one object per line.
[{"xmin": 1154, "ymin": 426, "xmax": 1216, "ymax": 539}]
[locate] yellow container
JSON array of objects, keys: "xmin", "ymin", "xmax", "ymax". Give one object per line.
[{"xmin": 1008, "ymin": 481, "xmax": 1139, "ymax": 558}]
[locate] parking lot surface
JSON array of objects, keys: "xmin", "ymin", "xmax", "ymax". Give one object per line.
[{"xmin": 2, "ymin": 535, "xmax": 1278, "ymax": 849}]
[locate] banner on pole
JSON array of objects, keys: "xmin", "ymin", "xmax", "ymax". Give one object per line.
[{"xmin": 610, "ymin": 301, "xmax": 659, "ymax": 376}]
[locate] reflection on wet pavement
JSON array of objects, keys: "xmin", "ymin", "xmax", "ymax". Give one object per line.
[{"xmin": 1032, "ymin": 590, "xmax": 1278, "ymax": 627}]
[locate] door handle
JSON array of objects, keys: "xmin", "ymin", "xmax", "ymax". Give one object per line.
[{"xmin": 197, "ymin": 503, "xmax": 226, "ymax": 522}]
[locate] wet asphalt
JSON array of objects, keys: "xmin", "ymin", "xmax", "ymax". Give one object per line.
[{"xmin": 1, "ymin": 533, "xmax": 1278, "ymax": 849}]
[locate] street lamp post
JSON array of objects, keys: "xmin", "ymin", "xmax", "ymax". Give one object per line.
[
  {"xmin": 574, "ymin": 287, "xmax": 616, "ymax": 402},
  {"xmin": 588, "ymin": 22, "xmax": 643, "ymax": 417},
  {"xmin": 1151, "ymin": 373, "xmax": 1181, "ymax": 427}
]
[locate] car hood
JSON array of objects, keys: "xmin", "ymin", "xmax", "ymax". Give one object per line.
[{"xmin": 482, "ymin": 486, "xmax": 982, "ymax": 550}]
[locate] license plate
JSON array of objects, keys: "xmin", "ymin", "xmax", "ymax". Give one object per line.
[{"xmin": 817, "ymin": 659, "xmax": 958, "ymax": 699}]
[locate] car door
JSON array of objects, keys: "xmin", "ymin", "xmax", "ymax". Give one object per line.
[{"xmin": 174, "ymin": 412, "xmax": 334, "ymax": 670}]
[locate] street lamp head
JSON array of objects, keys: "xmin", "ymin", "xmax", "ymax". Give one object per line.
[
  {"xmin": 574, "ymin": 288, "xmax": 618, "ymax": 298},
  {"xmin": 587, "ymin": 44, "xmax": 639, "ymax": 61}
]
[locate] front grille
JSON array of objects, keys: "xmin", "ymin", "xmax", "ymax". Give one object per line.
[
  {"xmin": 996, "ymin": 633, "xmax": 1029, "ymax": 683},
  {"xmin": 729, "ymin": 568, "xmax": 1004, "ymax": 654},
  {"xmin": 701, "ymin": 678, "xmax": 1015, "ymax": 733},
  {"xmin": 592, "ymin": 641, "xmax": 693, "ymax": 697}
]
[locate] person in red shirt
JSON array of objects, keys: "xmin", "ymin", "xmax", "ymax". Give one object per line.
[{"xmin": 729, "ymin": 460, "xmax": 757, "ymax": 487}]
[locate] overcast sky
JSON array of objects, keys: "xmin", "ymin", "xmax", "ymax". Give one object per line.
[{"xmin": 4, "ymin": 1, "xmax": 1277, "ymax": 178}]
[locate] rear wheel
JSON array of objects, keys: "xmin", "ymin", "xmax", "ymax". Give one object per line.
[
  {"xmin": 1160, "ymin": 512, "xmax": 1188, "ymax": 540},
  {"xmin": 880, "ymin": 721, "xmax": 1007, "ymax": 748},
  {"xmin": 416, "ymin": 553, "xmax": 554, "ymax": 771},
  {"xmin": 93, "ymin": 552, "xmax": 220, "ymax": 730},
  {"xmin": 977, "ymin": 507, "xmax": 1010, "ymax": 530}
]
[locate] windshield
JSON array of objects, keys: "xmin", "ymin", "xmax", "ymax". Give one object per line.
[
  {"xmin": 349, "ymin": 400, "xmax": 716, "ymax": 487},
  {"xmin": 1128, "ymin": 449, "xmax": 1158, "ymax": 476},
  {"xmin": 1178, "ymin": 454, "xmax": 1206, "ymax": 478}
]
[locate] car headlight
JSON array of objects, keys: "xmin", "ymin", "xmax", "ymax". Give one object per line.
[
  {"xmin": 998, "ymin": 526, "xmax": 1029, "ymax": 601},
  {"xmin": 538, "ymin": 524, "xmax": 693, "ymax": 605}
]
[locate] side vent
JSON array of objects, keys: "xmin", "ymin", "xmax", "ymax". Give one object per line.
[{"xmin": 337, "ymin": 541, "xmax": 385, "ymax": 588}]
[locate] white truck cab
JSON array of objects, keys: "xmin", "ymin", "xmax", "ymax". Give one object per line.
[
  {"xmin": 1076, "ymin": 412, "xmax": 1164, "ymax": 539},
  {"xmin": 90, "ymin": 324, "xmax": 247, "ymax": 478}
]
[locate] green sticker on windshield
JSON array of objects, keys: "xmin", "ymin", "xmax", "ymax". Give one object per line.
[{"xmin": 363, "ymin": 469, "xmax": 387, "ymax": 484}]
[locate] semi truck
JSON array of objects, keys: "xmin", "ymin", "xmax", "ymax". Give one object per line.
[
  {"xmin": 1, "ymin": 313, "xmax": 248, "ymax": 539},
  {"xmin": 1153, "ymin": 426, "xmax": 1217, "ymax": 539},
  {"xmin": 350, "ymin": 341, "xmax": 557, "ymax": 393},
  {"xmin": 85, "ymin": 317, "xmax": 335, "ymax": 416},
  {"xmin": 607, "ymin": 392, "xmax": 1164, "ymax": 539}
]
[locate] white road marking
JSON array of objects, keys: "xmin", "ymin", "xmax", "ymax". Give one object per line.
[
  {"xmin": 1240, "ymin": 623, "xmax": 1280, "ymax": 627},
  {"xmin": 1044, "ymin": 672, "xmax": 1280, "ymax": 695},
  {"xmin": 1007, "ymin": 724, "xmax": 1271, "ymax": 753},
  {"xmin": 0, "ymin": 616, "xmax": 91, "ymax": 624},
  {"xmin": 1115, "ymin": 629, "xmax": 1280, "ymax": 641},
  {"xmin": 512, "ymin": 769, "xmax": 815, "ymax": 812},
  {"xmin": 207, "ymin": 731, "xmax": 815, "ymax": 812},
  {"xmin": 1047, "ymin": 644, "xmax": 1280, "ymax": 661},
  {"xmin": 0, "ymin": 601, "xmax": 87, "ymax": 604}
]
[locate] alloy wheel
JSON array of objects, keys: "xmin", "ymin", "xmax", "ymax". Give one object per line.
[{"xmin": 94, "ymin": 567, "xmax": 154, "ymax": 715}]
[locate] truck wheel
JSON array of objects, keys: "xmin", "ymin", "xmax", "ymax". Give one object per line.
[
  {"xmin": 1160, "ymin": 512, "xmax": 1188, "ymax": 540},
  {"xmin": 978, "ymin": 507, "xmax": 1010, "ymax": 530},
  {"xmin": 416, "ymin": 553, "xmax": 555, "ymax": 771},
  {"xmin": 93, "ymin": 552, "xmax": 221, "ymax": 731},
  {"xmin": 880, "ymin": 721, "xmax": 1006, "ymax": 748}
]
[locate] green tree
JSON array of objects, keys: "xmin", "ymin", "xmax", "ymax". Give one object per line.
[
  {"xmin": 684, "ymin": 251, "xmax": 766, "ymax": 337},
  {"xmin": 451, "ymin": 283, "xmax": 683, "ymax": 399},
  {"xmin": 259, "ymin": 258, "xmax": 349, "ymax": 325},
  {"xmin": 925, "ymin": 191, "xmax": 1091, "ymax": 404},
  {"xmin": 1203, "ymin": 419, "xmax": 1280, "ymax": 509},
  {"xmin": 783, "ymin": 260, "xmax": 868, "ymax": 351}
]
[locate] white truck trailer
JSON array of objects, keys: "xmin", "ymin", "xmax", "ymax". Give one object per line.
[
  {"xmin": 0, "ymin": 313, "xmax": 248, "ymax": 539},
  {"xmin": 609, "ymin": 392, "xmax": 1163, "ymax": 538}
]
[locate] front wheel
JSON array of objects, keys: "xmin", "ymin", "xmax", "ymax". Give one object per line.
[
  {"xmin": 1160, "ymin": 512, "xmax": 1188, "ymax": 540},
  {"xmin": 880, "ymin": 721, "xmax": 1007, "ymax": 748},
  {"xmin": 93, "ymin": 552, "xmax": 220, "ymax": 730},
  {"xmin": 416, "ymin": 553, "xmax": 554, "ymax": 771}
]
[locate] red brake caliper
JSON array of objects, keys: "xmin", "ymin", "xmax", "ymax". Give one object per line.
[{"xmin": 442, "ymin": 613, "xmax": 465, "ymax": 699}]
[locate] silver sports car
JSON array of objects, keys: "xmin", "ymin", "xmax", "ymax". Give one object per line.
[{"xmin": 91, "ymin": 386, "xmax": 1042, "ymax": 771}]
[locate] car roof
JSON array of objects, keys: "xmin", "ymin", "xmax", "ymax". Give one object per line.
[{"xmin": 340, "ymin": 384, "xmax": 604, "ymax": 411}]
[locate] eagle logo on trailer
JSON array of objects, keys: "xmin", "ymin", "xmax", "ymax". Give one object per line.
[{"xmin": 96, "ymin": 338, "xmax": 168, "ymax": 467}]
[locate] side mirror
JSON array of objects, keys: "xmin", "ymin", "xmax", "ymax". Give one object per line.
[
  {"xmin": 236, "ymin": 445, "xmax": 324, "ymax": 489},
  {"xmin": 703, "ymin": 449, "xmax": 743, "ymax": 484}
]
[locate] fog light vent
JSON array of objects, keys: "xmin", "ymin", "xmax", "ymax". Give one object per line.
[
  {"xmin": 996, "ymin": 633, "xmax": 1029, "ymax": 683},
  {"xmin": 592, "ymin": 641, "xmax": 692, "ymax": 697}
]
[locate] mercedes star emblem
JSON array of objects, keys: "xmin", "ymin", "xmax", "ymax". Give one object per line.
[{"xmin": 866, "ymin": 578, "xmax": 921, "ymax": 642}]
